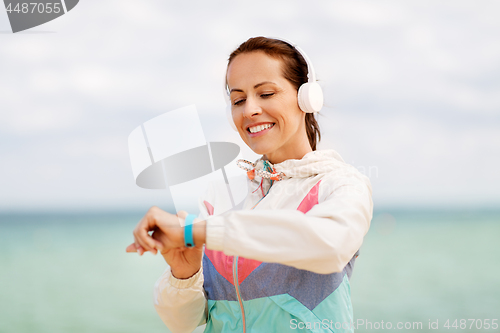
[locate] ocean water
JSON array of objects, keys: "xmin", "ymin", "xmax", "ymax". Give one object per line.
[{"xmin": 0, "ymin": 209, "xmax": 499, "ymax": 333}]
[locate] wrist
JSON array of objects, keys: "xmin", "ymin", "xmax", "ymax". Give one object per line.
[
  {"xmin": 192, "ymin": 219, "xmax": 206, "ymax": 246},
  {"xmin": 171, "ymin": 266, "xmax": 201, "ymax": 280},
  {"xmin": 183, "ymin": 215, "xmax": 206, "ymax": 248}
]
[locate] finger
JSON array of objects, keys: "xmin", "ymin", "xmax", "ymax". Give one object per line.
[
  {"xmin": 133, "ymin": 227, "xmax": 149, "ymax": 255},
  {"xmin": 151, "ymin": 233, "xmax": 165, "ymax": 252},
  {"xmin": 133, "ymin": 231, "xmax": 150, "ymax": 254},
  {"xmin": 134, "ymin": 234, "xmax": 151, "ymax": 255},
  {"xmin": 136, "ymin": 244, "xmax": 144, "ymax": 256},
  {"xmin": 134, "ymin": 219, "xmax": 156, "ymax": 252},
  {"xmin": 136, "ymin": 233, "xmax": 160, "ymax": 255},
  {"xmin": 135, "ymin": 216, "xmax": 155, "ymax": 251},
  {"xmin": 126, "ymin": 243, "xmax": 137, "ymax": 253},
  {"xmin": 137, "ymin": 208, "xmax": 167, "ymax": 250}
]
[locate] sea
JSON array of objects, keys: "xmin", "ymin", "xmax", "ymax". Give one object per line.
[{"xmin": 1, "ymin": 208, "xmax": 499, "ymax": 333}]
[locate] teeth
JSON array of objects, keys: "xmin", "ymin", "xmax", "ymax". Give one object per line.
[{"xmin": 249, "ymin": 123, "xmax": 273, "ymax": 133}]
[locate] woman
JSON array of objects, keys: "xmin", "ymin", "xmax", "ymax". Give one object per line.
[{"xmin": 126, "ymin": 36, "xmax": 373, "ymax": 333}]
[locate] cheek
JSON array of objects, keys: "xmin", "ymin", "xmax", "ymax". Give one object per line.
[
  {"xmin": 278, "ymin": 96, "xmax": 302, "ymax": 127},
  {"xmin": 278, "ymin": 110, "xmax": 303, "ymax": 131},
  {"xmin": 232, "ymin": 108, "xmax": 243, "ymax": 126}
]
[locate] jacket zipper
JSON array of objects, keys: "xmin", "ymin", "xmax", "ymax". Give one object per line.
[
  {"xmin": 233, "ymin": 255, "xmax": 246, "ymax": 333},
  {"xmin": 232, "ymin": 173, "xmax": 272, "ymax": 332}
]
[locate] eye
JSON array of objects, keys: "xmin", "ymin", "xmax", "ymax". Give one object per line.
[
  {"xmin": 233, "ymin": 98, "xmax": 245, "ymax": 106},
  {"xmin": 261, "ymin": 93, "xmax": 274, "ymax": 98}
]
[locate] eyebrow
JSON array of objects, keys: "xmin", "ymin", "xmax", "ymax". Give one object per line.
[{"xmin": 229, "ymin": 81, "xmax": 276, "ymax": 94}]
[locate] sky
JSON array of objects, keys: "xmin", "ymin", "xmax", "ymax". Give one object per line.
[{"xmin": 0, "ymin": 0, "xmax": 499, "ymax": 212}]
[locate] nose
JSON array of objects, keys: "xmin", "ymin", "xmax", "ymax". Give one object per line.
[{"xmin": 242, "ymin": 96, "xmax": 262, "ymax": 119}]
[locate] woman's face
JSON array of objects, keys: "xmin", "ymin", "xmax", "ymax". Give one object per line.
[{"xmin": 226, "ymin": 51, "xmax": 311, "ymax": 164}]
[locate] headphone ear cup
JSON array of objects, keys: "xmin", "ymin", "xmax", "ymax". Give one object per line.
[
  {"xmin": 297, "ymin": 82, "xmax": 324, "ymax": 113},
  {"xmin": 226, "ymin": 104, "xmax": 238, "ymax": 131}
]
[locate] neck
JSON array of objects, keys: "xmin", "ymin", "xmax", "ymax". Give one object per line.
[
  {"xmin": 264, "ymin": 141, "xmax": 313, "ymax": 164},
  {"xmin": 262, "ymin": 119, "xmax": 313, "ymax": 164}
]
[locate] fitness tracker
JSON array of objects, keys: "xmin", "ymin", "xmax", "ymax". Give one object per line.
[{"xmin": 184, "ymin": 214, "xmax": 197, "ymax": 248}]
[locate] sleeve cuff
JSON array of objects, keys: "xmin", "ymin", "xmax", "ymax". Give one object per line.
[
  {"xmin": 205, "ymin": 215, "xmax": 225, "ymax": 251},
  {"xmin": 168, "ymin": 266, "xmax": 203, "ymax": 289}
]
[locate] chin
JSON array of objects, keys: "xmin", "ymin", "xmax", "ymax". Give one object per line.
[{"xmin": 248, "ymin": 143, "xmax": 273, "ymax": 156}]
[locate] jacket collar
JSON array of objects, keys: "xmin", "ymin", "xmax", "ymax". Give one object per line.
[{"xmin": 257, "ymin": 150, "xmax": 347, "ymax": 179}]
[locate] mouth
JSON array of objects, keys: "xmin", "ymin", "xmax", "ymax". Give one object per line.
[{"xmin": 246, "ymin": 123, "xmax": 275, "ymax": 134}]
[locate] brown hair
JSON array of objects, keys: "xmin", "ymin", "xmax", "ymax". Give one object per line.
[{"xmin": 227, "ymin": 36, "xmax": 321, "ymax": 150}]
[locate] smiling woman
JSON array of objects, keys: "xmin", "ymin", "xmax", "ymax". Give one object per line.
[
  {"xmin": 227, "ymin": 37, "xmax": 322, "ymax": 158},
  {"xmin": 127, "ymin": 36, "xmax": 374, "ymax": 333},
  {"xmin": 227, "ymin": 51, "xmax": 312, "ymax": 163}
]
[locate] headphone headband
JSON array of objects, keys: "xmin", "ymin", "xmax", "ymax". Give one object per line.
[{"xmin": 271, "ymin": 37, "xmax": 317, "ymax": 83}]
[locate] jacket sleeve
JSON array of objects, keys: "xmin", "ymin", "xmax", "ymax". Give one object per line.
[
  {"xmin": 205, "ymin": 176, "xmax": 373, "ymax": 274},
  {"xmin": 153, "ymin": 267, "xmax": 207, "ymax": 333},
  {"xmin": 152, "ymin": 194, "xmax": 211, "ymax": 333}
]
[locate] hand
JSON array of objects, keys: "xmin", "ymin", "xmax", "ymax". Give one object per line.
[
  {"xmin": 152, "ymin": 227, "xmax": 204, "ymax": 279},
  {"xmin": 125, "ymin": 206, "xmax": 185, "ymax": 256},
  {"xmin": 125, "ymin": 206, "xmax": 206, "ymax": 255}
]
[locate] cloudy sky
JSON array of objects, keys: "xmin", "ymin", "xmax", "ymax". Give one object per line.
[{"xmin": 0, "ymin": 0, "xmax": 499, "ymax": 212}]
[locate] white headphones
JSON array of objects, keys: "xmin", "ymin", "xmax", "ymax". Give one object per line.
[{"xmin": 224, "ymin": 37, "xmax": 324, "ymax": 131}]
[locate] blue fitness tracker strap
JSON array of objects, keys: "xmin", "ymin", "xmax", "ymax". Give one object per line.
[{"xmin": 184, "ymin": 214, "xmax": 197, "ymax": 248}]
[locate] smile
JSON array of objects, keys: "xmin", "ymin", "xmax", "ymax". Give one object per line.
[{"xmin": 247, "ymin": 123, "xmax": 275, "ymax": 134}]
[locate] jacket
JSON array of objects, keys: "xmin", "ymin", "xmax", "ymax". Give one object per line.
[{"xmin": 153, "ymin": 149, "xmax": 374, "ymax": 333}]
